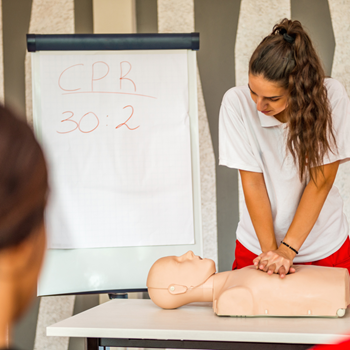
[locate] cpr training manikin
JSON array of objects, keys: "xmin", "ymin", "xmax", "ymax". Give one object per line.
[{"xmin": 147, "ymin": 251, "xmax": 350, "ymax": 317}]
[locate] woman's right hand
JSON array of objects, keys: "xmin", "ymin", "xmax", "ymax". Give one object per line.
[{"xmin": 253, "ymin": 246, "xmax": 296, "ymax": 278}]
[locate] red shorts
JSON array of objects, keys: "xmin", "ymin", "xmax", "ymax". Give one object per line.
[
  {"xmin": 232, "ymin": 237, "xmax": 350, "ymax": 274},
  {"xmin": 312, "ymin": 337, "xmax": 350, "ymax": 349}
]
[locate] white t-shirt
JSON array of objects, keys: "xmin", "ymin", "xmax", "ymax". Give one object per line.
[{"xmin": 219, "ymin": 78, "xmax": 350, "ymax": 263}]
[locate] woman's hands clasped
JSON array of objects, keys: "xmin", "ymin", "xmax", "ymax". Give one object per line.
[{"xmin": 253, "ymin": 244, "xmax": 296, "ymax": 278}]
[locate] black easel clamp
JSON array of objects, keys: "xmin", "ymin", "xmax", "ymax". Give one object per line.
[{"xmin": 26, "ymin": 33, "xmax": 200, "ymax": 52}]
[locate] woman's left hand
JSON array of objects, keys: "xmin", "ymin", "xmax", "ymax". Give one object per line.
[{"xmin": 253, "ymin": 244, "xmax": 296, "ymax": 278}]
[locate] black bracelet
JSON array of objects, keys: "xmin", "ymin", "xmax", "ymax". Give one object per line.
[{"xmin": 281, "ymin": 241, "xmax": 299, "ymax": 255}]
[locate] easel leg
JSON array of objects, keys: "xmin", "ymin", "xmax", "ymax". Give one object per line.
[{"xmin": 85, "ymin": 338, "xmax": 100, "ymax": 350}]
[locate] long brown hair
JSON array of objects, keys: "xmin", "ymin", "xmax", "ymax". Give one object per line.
[
  {"xmin": 0, "ymin": 106, "xmax": 48, "ymax": 249},
  {"xmin": 249, "ymin": 18, "xmax": 337, "ymax": 183}
]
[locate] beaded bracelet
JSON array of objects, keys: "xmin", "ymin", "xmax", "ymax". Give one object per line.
[{"xmin": 281, "ymin": 241, "xmax": 299, "ymax": 255}]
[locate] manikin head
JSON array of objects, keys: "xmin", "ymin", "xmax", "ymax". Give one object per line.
[{"xmin": 147, "ymin": 251, "xmax": 216, "ymax": 309}]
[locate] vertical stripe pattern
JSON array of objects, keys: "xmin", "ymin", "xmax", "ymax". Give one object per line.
[
  {"xmin": 158, "ymin": 0, "xmax": 218, "ymax": 264},
  {"xmin": 235, "ymin": 0, "xmax": 291, "ymax": 219},
  {"xmin": 328, "ymin": 0, "xmax": 350, "ymax": 223},
  {"xmin": 25, "ymin": 0, "xmax": 74, "ymax": 126},
  {"xmin": 25, "ymin": 1, "xmax": 75, "ymax": 350}
]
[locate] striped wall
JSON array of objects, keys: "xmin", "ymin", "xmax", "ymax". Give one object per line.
[
  {"xmin": 24, "ymin": 2, "xmax": 76, "ymax": 350},
  {"xmin": 235, "ymin": 0, "xmax": 291, "ymax": 219},
  {"xmin": 0, "ymin": 1, "xmax": 349, "ymax": 350},
  {"xmin": 158, "ymin": 0, "xmax": 218, "ymax": 265},
  {"xmin": 329, "ymin": 0, "xmax": 350, "ymax": 223}
]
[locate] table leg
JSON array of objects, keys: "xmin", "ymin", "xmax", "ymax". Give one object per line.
[{"xmin": 85, "ymin": 338, "xmax": 100, "ymax": 350}]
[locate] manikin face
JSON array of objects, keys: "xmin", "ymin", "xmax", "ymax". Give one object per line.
[
  {"xmin": 248, "ymin": 74, "xmax": 288, "ymax": 122},
  {"xmin": 172, "ymin": 251, "xmax": 215, "ymax": 282},
  {"xmin": 147, "ymin": 251, "xmax": 216, "ymax": 289}
]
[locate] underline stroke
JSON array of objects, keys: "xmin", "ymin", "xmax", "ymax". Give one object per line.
[{"xmin": 62, "ymin": 91, "xmax": 157, "ymax": 99}]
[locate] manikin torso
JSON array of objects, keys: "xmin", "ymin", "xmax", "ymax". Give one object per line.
[{"xmin": 147, "ymin": 252, "xmax": 350, "ymax": 317}]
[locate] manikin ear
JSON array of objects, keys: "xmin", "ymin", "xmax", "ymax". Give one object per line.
[{"xmin": 168, "ymin": 284, "xmax": 188, "ymax": 295}]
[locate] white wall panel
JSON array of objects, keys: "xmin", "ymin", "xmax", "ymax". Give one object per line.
[
  {"xmin": 235, "ymin": 0, "xmax": 291, "ymax": 219},
  {"xmin": 328, "ymin": 0, "xmax": 350, "ymax": 224},
  {"xmin": 34, "ymin": 296, "xmax": 75, "ymax": 350},
  {"xmin": 158, "ymin": 0, "xmax": 218, "ymax": 264}
]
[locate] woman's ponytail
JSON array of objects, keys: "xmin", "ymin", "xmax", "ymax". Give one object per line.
[{"xmin": 249, "ymin": 18, "xmax": 337, "ymax": 183}]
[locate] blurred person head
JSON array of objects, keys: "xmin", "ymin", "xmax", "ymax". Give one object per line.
[{"xmin": 0, "ymin": 105, "xmax": 48, "ymax": 348}]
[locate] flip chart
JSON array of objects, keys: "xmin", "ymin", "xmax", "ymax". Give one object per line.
[{"xmin": 35, "ymin": 50, "xmax": 194, "ymax": 249}]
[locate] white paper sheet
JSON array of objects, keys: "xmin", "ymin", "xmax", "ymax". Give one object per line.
[{"xmin": 36, "ymin": 50, "xmax": 194, "ymax": 249}]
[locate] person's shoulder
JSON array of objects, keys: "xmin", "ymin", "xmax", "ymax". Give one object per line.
[
  {"xmin": 325, "ymin": 78, "xmax": 347, "ymax": 100},
  {"xmin": 222, "ymin": 85, "xmax": 250, "ymax": 109}
]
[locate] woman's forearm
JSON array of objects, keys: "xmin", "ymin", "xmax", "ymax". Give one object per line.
[
  {"xmin": 283, "ymin": 161, "xmax": 340, "ymax": 251},
  {"xmin": 240, "ymin": 170, "xmax": 277, "ymax": 252}
]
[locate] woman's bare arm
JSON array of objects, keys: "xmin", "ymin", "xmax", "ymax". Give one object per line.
[
  {"xmin": 255, "ymin": 160, "xmax": 340, "ymax": 277},
  {"xmin": 240, "ymin": 170, "xmax": 277, "ymax": 252},
  {"xmin": 283, "ymin": 160, "xmax": 340, "ymax": 252}
]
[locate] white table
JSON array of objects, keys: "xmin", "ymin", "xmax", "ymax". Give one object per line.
[{"xmin": 47, "ymin": 299, "xmax": 350, "ymax": 349}]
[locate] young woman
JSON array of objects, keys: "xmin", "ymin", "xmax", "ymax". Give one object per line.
[
  {"xmin": 219, "ymin": 18, "xmax": 350, "ymax": 278},
  {"xmin": 0, "ymin": 106, "xmax": 48, "ymax": 349}
]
